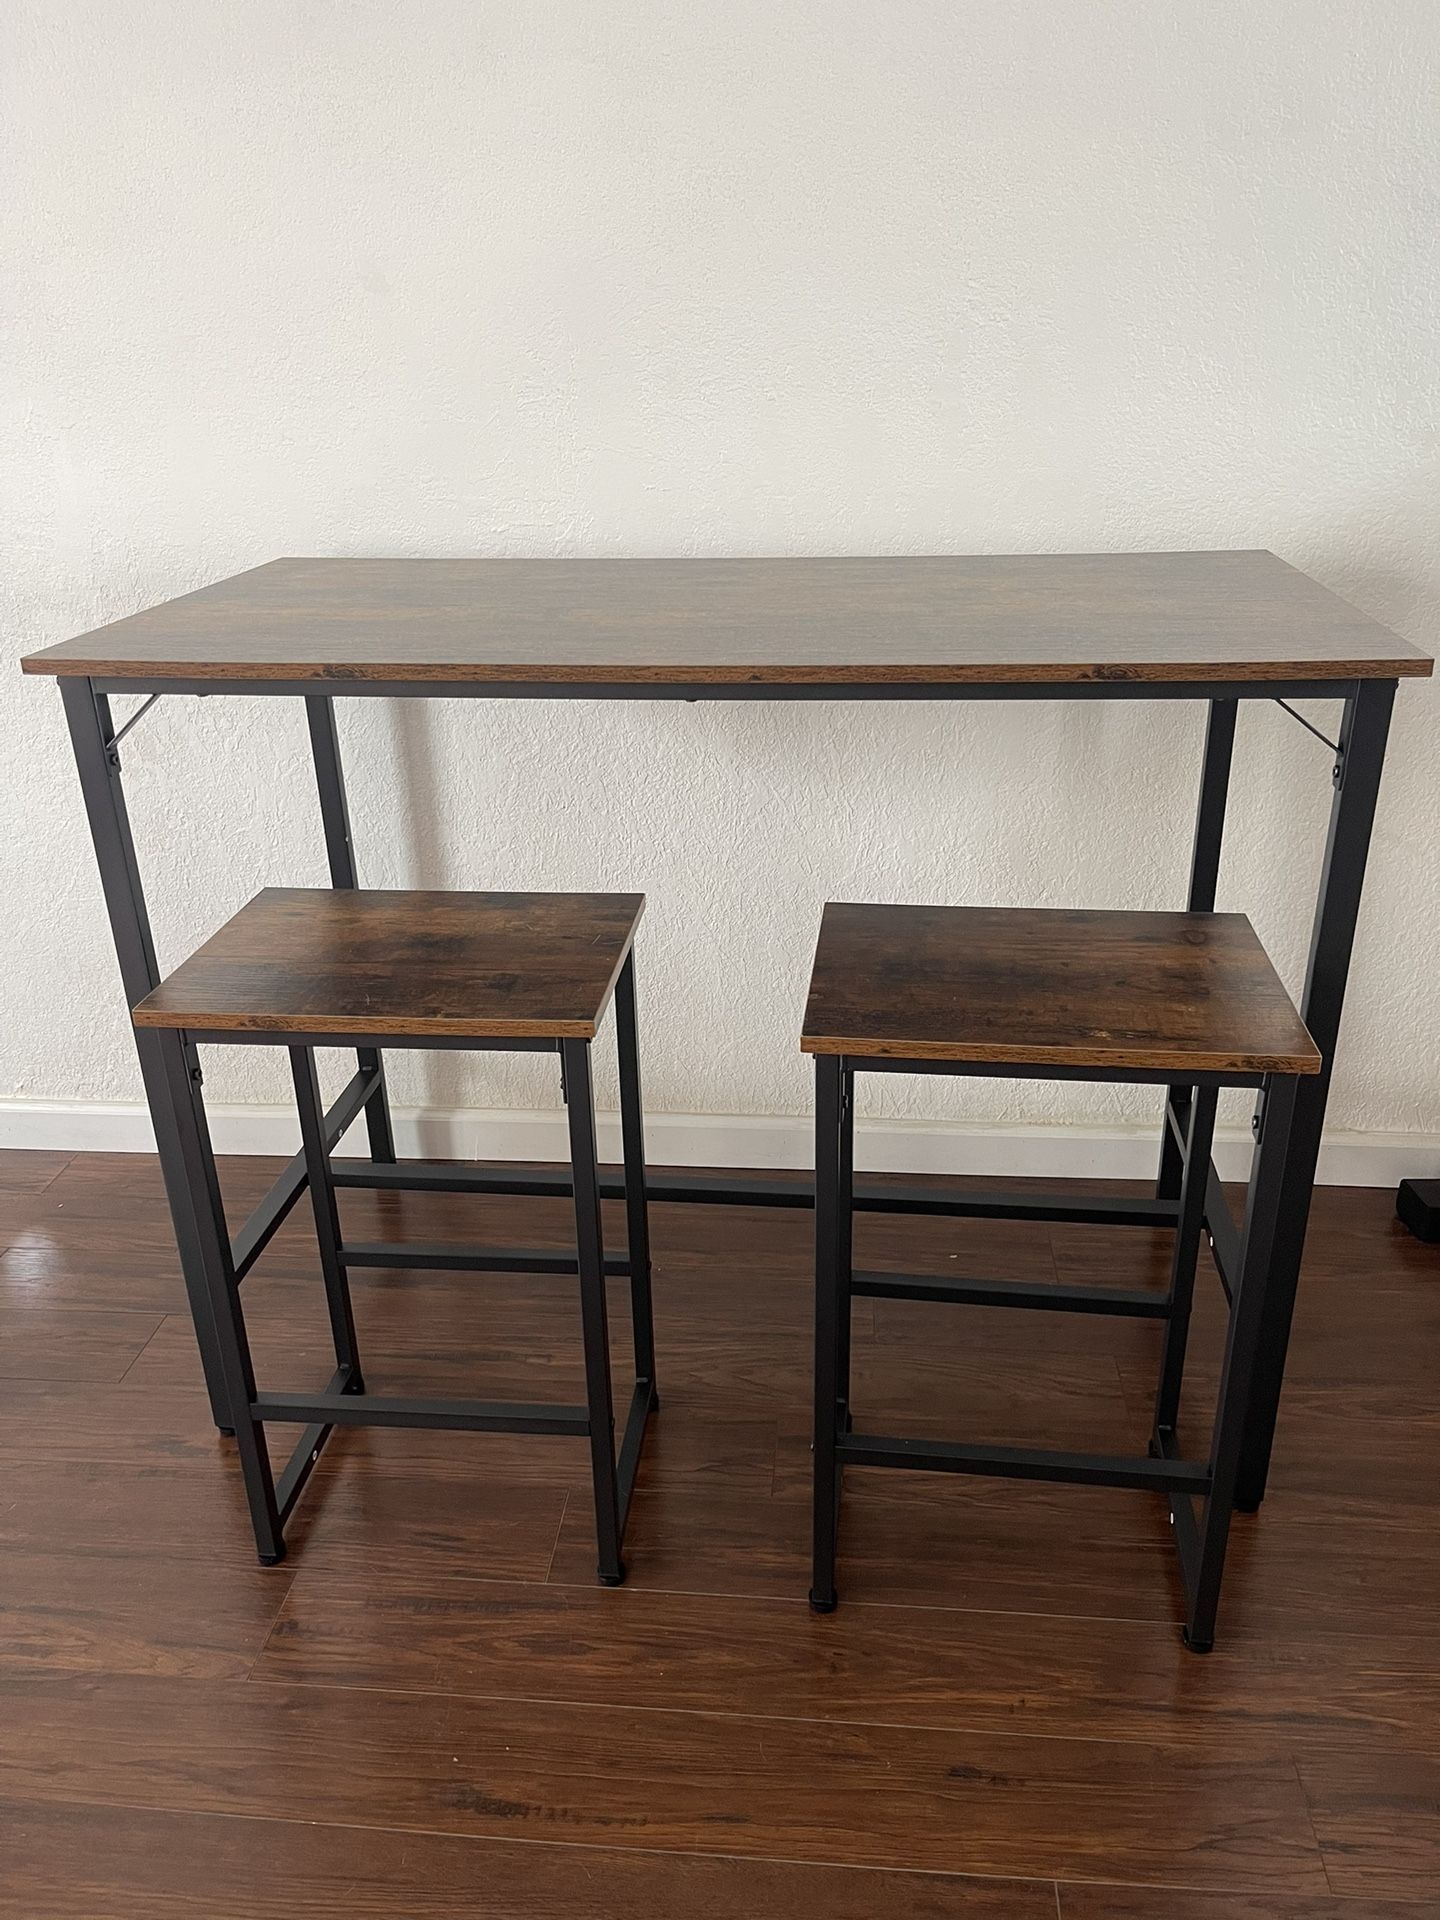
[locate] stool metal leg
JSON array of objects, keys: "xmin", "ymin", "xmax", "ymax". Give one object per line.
[
  {"xmin": 835, "ymin": 1067, "xmax": 855, "ymax": 1430},
  {"xmin": 810, "ymin": 1053, "xmax": 844, "ymax": 1613},
  {"xmin": 1185, "ymin": 1073, "xmax": 1299, "ymax": 1651},
  {"xmin": 159, "ymin": 1028, "xmax": 284, "ymax": 1564},
  {"xmin": 1153, "ymin": 1085, "xmax": 1218, "ymax": 1440},
  {"xmin": 614, "ymin": 952, "xmax": 657, "ymax": 1398},
  {"xmin": 563, "ymin": 1038, "xmax": 625, "ymax": 1586},
  {"xmin": 290, "ymin": 1047, "xmax": 365, "ymax": 1388}
]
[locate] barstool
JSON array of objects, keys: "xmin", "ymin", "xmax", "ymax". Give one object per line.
[
  {"xmin": 132, "ymin": 886, "xmax": 658, "ymax": 1585},
  {"xmin": 802, "ymin": 902, "xmax": 1320, "ymax": 1651}
]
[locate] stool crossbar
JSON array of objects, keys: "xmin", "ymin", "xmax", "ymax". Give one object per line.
[
  {"xmin": 803, "ymin": 902, "xmax": 1321, "ymax": 1651},
  {"xmin": 133, "ymin": 886, "xmax": 658, "ymax": 1585}
]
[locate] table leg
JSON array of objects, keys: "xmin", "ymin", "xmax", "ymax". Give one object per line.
[
  {"xmin": 1234, "ymin": 675, "xmax": 1396, "ymax": 1510},
  {"xmin": 59, "ymin": 676, "xmax": 232, "ymax": 1432},
  {"xmin": 304, "ymin": 696, "xmax": 396, "ymax": 1162},
  {"xmin": 1157, "ymin": 698, "xmax": 1237, "ymax": 1200}
]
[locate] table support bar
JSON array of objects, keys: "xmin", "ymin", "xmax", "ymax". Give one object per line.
[
  {"xmin": 330, "ymin": 1158, "xmax": 1181, "ymax": 1227},
  {"xmin": 253, "ymin": 1391, "xmax": 591, "ymax": 1435},
  {"xmin": 851, "ymin": 1270, "xmax": 1172, "ymax": 1316},
  {"xmin": 839, "ymin": 1432, "xmax": 1213, "ymax": 1494}
]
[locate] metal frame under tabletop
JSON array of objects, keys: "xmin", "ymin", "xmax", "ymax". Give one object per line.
[{"xmin": 50, "ymin": 660, "xmax": 1396, "ymax": 1517}]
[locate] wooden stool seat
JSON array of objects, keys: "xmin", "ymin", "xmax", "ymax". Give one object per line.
[
  {"xmin": 133, "ymin": 887, "xmax": 645, "ymax": 1040},
  {"xmin": 801, "ymin": 903, "xmax": 1321, "ymax": 1076}
]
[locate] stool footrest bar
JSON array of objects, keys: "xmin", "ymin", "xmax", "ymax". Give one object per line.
[
  {"xmin": 340, "ymin": 1241, "xmax": 629, "ymax": 1275},
  {"xmin": 331, "ymin": 1159, "xmax": 1181, "ymax": 1227},
  {"xmin": 850, "ymin": 1183, "xmax": 1179, "ymax": 1227},
  {"xmin": 252, "ymin": 1391, "xmax": 591, "ymax": 1435},
  {"xmin": 839, "ymin": 1431, "xmax": 1213, "ymax": 1493},
  {"xmin": 332, "ymin": 1159, "xmax": 595, "ymax": 1197},
  {"xmin": 851, "ymin": 1271, "xmax": 1172, "ymax": 1317}
]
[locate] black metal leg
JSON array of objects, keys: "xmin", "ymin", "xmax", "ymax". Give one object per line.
[
  {"xmin": 1235, "ymin": 678, "xmax": 1396, "ymax": 1509},
  {"xmin": 836, "ymin": 1067, "xmax": 855, "ymax": 1429},
  {"xmin": 810, "ymin": 1054, "xmax": 844, "ymax": 1613},
  {"xmin": 563, "ymin": 1038, "xmax": 624, "ymax": 1586},
  {"xmin": 613, "ymin": 953, "xmax": 657, "ymax": 1397},
  {"xmin": 290, "ymin": 1047, "xmax": 364, "ymax": 1386},
  {"xmin": 1158, "ymin": 698, "xmax": 1236, "ymax": 1201},
  {"xmin": 158, "ymin": 1028, "xmax": 285, "ymax": 1562},
  {"xmin": 1153, "ymin": 1086, "xmax": 1218, "ymax": 1439},
  {"xmin": 305, "ymin": 695, "xmax": 396, "ymax": 1165},
  {"xmin": 59, "ymin": 677, "xmax": 232, "ymax": 1433},
  {"xmin": 1186, "ymin": 1075, "xmax": 1299, "ymax": 1650}
]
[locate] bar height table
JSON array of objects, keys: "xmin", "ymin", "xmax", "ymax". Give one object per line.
[{"xmin": 22, "ymin": 550, "xmax": 1433, "ymax": 1511}]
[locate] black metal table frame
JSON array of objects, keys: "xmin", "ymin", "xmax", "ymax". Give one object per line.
[{"xmin": 57, "ymin": 667, "xmax": 1397, "ymax": 1514}]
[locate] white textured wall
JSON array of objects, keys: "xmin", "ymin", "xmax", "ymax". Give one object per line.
[{"xmin": 4, "ymin": 2, "xmax": 1438, "ymax": 1148}]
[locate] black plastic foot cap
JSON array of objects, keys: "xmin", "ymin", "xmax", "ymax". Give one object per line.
[
  {"xmin": 1233, "ymin": 1496, "xmax": 1261, "ymax": 1514},
  {"xmin": 598, "ymin": 1562, "xmax": 627, "ymax": 1588},
  {"xmin": 809, "ymin": 1589, "xmax": 838, "ymax": 1614},
  {"xmin": 259, "ymin": 1547, "xmax": 287, "ymax": 1567},
  {"xmin": 218, "ymin": 1426, "xmax": 235, "ymax": 1438},
  {"xmin": 1182, "ymin": 1628, "xmax": 1213, "ymax": 1654}
]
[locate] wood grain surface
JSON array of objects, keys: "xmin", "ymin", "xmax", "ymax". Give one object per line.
[
  {"xmin": 20, "ymin": 552, "xmax": 1433, "ymax": 683},
  {"xmin": 131, "ymin": 887, "xmax": 644, "ymax": 1038},
  {"xmin": 800, "ymin": 902, "xmax": 1322, "ymax": 1071}
]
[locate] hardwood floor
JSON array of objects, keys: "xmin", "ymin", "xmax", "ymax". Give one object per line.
[{"xmin": 0, "ymin": 1147, "xmax": 1436, "ymax": 1913}]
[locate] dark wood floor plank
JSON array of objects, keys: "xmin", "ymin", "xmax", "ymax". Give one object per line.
[
  {"xmin": 0, "ymin": 1449, "xmax": 568, "ymax": 1582},
  {"xmin": 0, "ymin": 1794, "xmax": 1056, "ymax": 1919},
  {"xmin": 320, "ymin": 1394, "xmax": 778, "ymax": 1491},
  {"xmin": 1, "ymin": 1150, "xmax": 1435, "ymax": 1902},
  {"xmin": 0, "ymin": 1672, "xmax": 1328, "ymax": 1889},
  {"xmin": 0, "ymin": 1149, "xmax": 73, "ymax": 1194},
  {"xmin": 0, "ymin": 1213, "xmax": 186, "ymax": 1269},
  {"xmin": 0, "ymin": 1549, "xmax": 294, "ymax": 1681},
  {"xmin": 0, "ymin": 1244, "xmax": 191, "ymax": 1312},
  {"xmin": 118, "ymin": 1273, "xmax": 861, "ymax": 1420},
  {"xmin": 1060, "ymin": 1887, "xmax": 1430, "ymax": 1918},
  {"xmin": 870, "ymin": 1288, "xmax": 1166, "ymax": 1363},
  {"xmin": 0, "ymin": 1369, "xmax": 773, "ymax": 1501},
  {"xmin": 0, "ymin": 1379, "xmax": 227, "ymax": 1466},
  {"xmin": 255, "ymin": 1570, "xmax": 1440, "ymax": 1750},
  {"xmin": 1297, "ymin": 1743, "xmax": 1440, "ymax": 1899},
  {"xmin": 0, "ymin": 1304, "xmax": 164, "ymax": 1382},
  {"xmin": 283, "ymin": 1459, "xmax": 572, "ymax": 1580},
  {"xmin": 822, "ymin": 1348, "xmax": 1134, "ymax": 1452},
  {"xmin": 3, "ymin": 1151, "xmax": 283, "ymax": 1230},
  {"xmin": 549, "ymin": 1481, "xmax": 1187, "ymax": 1622}
]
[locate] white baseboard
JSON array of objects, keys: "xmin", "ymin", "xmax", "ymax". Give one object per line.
[{"xmin": 0, "ymin": 1097, "xmax": 1434, "ymax": 1189}]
